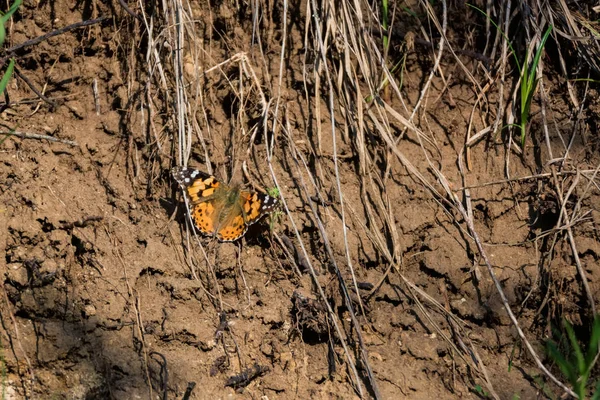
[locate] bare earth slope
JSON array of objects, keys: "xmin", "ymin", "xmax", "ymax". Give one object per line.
[{"xmin": 1, "ymin": 1, "xmax": 599, "ymax": 399}]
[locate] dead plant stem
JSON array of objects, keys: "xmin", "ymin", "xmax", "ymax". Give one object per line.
[{"xmin": 2, "ymin": 130, "xmax": 78, "ymax": 146}]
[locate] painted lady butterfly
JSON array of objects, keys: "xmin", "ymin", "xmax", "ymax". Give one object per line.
[{"xmin": 172, "ymin": 167, "xmax": 278, "ymax": 242}]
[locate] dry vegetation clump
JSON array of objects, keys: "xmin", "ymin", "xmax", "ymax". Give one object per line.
[{"xmin": 1, "ymin": 0, "xmax": 600, "ymax": 399}]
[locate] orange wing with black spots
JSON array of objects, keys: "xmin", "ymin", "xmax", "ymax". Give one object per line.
[
  {"xmin": 217, "ymin": 213, "xmax": 247, "ymax": 241},
  {"xmin": 173, "ymin": 167, "xmax": 278, "ymax": 242},
  {"xmin": 178, "ymin": 171, "xmax": 220, "ymax": 203},
  {"xmin": 240, "ymin": 190, "xmax": 278, "ymax": 224},
  {"xmin": 191, "ymin": 200, "xmax": 217, "ymax": 235}
]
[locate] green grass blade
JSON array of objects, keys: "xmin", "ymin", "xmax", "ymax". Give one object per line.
[
  {"xmin": 519, "ymin": 24, "xmax": 553, "ymax": 148},
  {"xmin": 467, "ymin": 3, "xmax": 520, "ymax": 71},
  {"xmin": 382, "ymin": 0, "xmax": 389, "ymax": 52},
  {"xmin": 586, "ymin": 316, "xmax": 600, "ymax": 366},
  {"xmin": 546, "ymin": 340, "xmax": 577, "ymax": 384},
  {"xmin": 563, "ymin": 320, "xmax": 586, "ymax": 376},
  {"xmin": 592, "ymin": 381, "xmax": 600, "ymax": 400},
  {"xmin": 0, "ymin": 0, "xmax": 22, "ymax": 23},
  {"xmin": 0, "ymin": 58, "xmax": 14, "ymax": 95},
  {"xmin": 524, "ymin": 24, "xmax": 552, "ymax": 109},
  {"xmin": 0, "ymin": 0, "xmax": 22, "ymax": 48},
  {"xmin": 520, "ymin": 48, "xmax": 530, "ymax": 148},
  {"xmin": 528, "ymin": 25, "xmax": 553, "ymax": 88}
]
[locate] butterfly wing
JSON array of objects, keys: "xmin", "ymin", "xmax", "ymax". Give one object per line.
[
  {"xmin": 217, "ymin": 211, "xmax": 248, "ymax": 242},
  {"xmin": 172, "ymin": 167, "xmax": 222, "ymax": 237},
  {"xmin": 172, "ymin": 167, "xmax": 220, "ymax": 201},
  {"xmin": 240, "ymin": 190, "xmax": 278, "ymax": 225},
  {"xmin": 217, "ymin": 190, "xmax": 277, "ymax": 241},
  {"xmin": 173, "ymin": 167, "xmax": 278, "ymax": 242}
]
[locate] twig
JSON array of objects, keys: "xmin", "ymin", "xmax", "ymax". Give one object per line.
[
  {"xmin": 0, "ymin": 88, "xmax": 10, "ymax": 114},
  {"xmin": 4, "ymin": 16, "xmax": 111, "ymax": 55},
  {"xmin": 149, "ymin": 352, "xmax": 169, "ymax": 400},
  {"xmin": 458, "ymin": 169, "xmax": 600, "ymax": 190},
  {"xmin": 1, "ymin": 285, "xmax": 36, "ymax": 389},
  {"xmin": 93, "ymin": 78, "xmax": 100, "ymax": 115},
  {"xmin": 455, "ymin": 198, "xmax": 577, "ymax": 397},
  {"xmin": 117, "ymin": 251, "xmax": 153, "ymax": 400},
  {"xmin": 273, "ymin": 232, "xmax": 305, "ymax": 276},
  {"xmin": 373, "ymin": 91, "xmax": 577, "ymax": 396},
  {"xmin": 270, "ymin": 133, "xmax": 365, "ymax": 398},
  {"xmin": 182, "ymin": 382, "xmax": 196, "ymax": 400},
  {"xmin": 551, "ymin": 169, "xmax": 596, "ymax": 314},
  {"xmin": 1, "ymin": 130, "xmax": 78, "ymax": 146},
  {"xmin": 365, "ymin": 263, "xmax": 393, "ymax": 301},
  {"xmin": 377, "ymin": 29, "xmax": 493, "ymax": 67},
  {"xmin": 117, "ymin": 0, "xmax": 141, "ymax": 20},
  {"xmin": 225, "ymin": 364, "xmax": 269, "ymax": 388},
  {"xmin": 13, "ymin": 68, "xmax": 58, "ymax": 109},
  {"xmin": 309, "ymin": 1, "xmax": 381, "ymax": 396}
]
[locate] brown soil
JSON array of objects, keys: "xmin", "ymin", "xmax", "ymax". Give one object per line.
[{"xmin": 1, "ymin": 1, "xmax": 600, "ymax": 400}]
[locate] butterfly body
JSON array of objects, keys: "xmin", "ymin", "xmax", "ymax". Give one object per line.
[{"xmin": 172, "ymin": 167, "xmax": 277, "ymax": 242}]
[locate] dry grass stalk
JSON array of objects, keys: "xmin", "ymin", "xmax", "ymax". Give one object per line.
[{"xmin": 153, "ymin": 0, "xmax": 600, "ymax": 397}]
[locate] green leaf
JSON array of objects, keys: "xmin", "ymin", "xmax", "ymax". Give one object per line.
[{"xmin": 267, "ymin": 186, "xmax": 280, "ymax": 198}]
